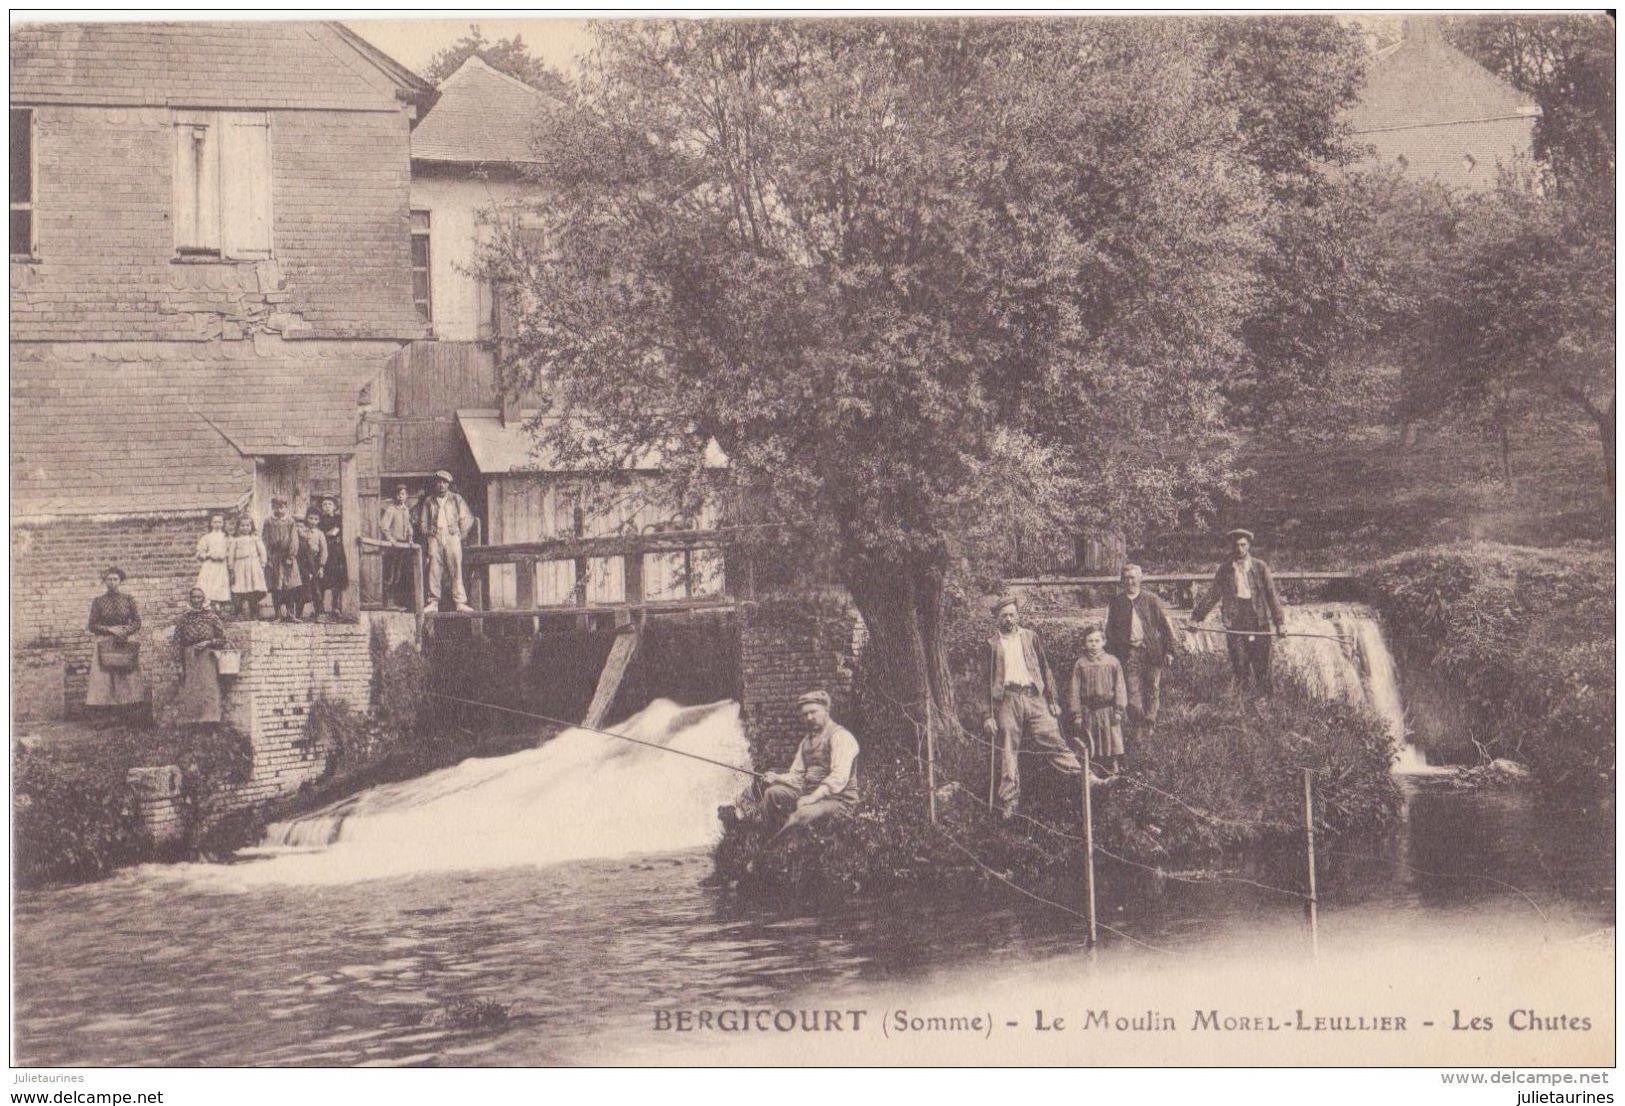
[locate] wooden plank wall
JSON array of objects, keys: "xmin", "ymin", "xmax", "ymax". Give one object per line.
[{"xmin": 392, "ymin": 341, "xmax": 498, "ymax": 418}]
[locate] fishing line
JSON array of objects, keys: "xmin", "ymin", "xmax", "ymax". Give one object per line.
[{"xmin": 426, "ymin": 691, "xmax": 765, "ymax": 780}]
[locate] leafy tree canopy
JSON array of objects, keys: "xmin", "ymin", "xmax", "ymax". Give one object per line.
[
  {"xmin": 484, "ymin": 17, "xmax": 1423, "ymax": 747},
  {"xmin": 1443, "ymin": 14, "xmax": 1616, "ymax": 187}
]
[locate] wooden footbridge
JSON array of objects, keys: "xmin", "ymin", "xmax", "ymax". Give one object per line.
[{"xmin": 367, "ymin": 528, "xmax": 739, "ymax": 730}]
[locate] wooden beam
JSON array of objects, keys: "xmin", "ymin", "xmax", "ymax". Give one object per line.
[
  {"xmin": 1006, "ymin": 571, "xmax": 1357, "ymax": 587},
  {"xmin": 338, "ymin": 454, "xmax": 361, "ymax": 618},
  {"xmin": 464, "ymin": 529, "xmax": 728, "ymax": 565}
]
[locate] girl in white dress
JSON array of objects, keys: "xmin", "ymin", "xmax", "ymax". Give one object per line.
[
  {"xmin": 194, "ymin": 513, "xmax": 233, "ymax": 612},
  {"xmin": 227, "ymin": 514, "xmax": 270, "ymax": 620}
]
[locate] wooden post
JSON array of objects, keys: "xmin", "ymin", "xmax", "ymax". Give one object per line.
[
  {"xmin": 988, "ymin": 723, "xmax": 998, "ymax": 811},
  {"xmin": 339, "ymin": 454, "xmax": 361, "ymax": 618},
  {"xmin": 924, "ymin": 709, "xmax": 938, "ymax": 827},
  {"xmin": 1302, "ymin": 766, "xmax": 1319, "ymax": 954},
  {"xmin": 1080, "ymin": 745, "xmax": 1099, "ymax": 945}
]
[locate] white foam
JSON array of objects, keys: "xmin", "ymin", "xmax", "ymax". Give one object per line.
[{"xmin": 175, "ymin": 699, "xmax": 751, "ymax": 888}]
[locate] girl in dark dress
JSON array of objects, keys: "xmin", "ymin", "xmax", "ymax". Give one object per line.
[
  {"xmin": 296, "ymin": 509, "xmax": 329, "ymax": 620},
  {"xmin": 316, "ymin": 495, "xmax": 348, "ymax": 620}
]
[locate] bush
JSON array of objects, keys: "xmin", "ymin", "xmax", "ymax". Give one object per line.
[
  {"xmin": 1364, "ymin": 542, "xmax": 1614, "ymax": 795},
  {"xmin": 13, "ymin": 743, "xmax": 146, "ymax": 887},
  {"xmin": 303, "ymin": 695, "xmax": 399, "ymax": 784},
  {"xmin": 371, "ymin": 624, "xmax": 430, "ymax": 738},
  {"xmin": 719, "ymin": 653, "xmax": 1403, "ymax": 898},
  {"xmin": 13, "ymin": 722, "xmax": 257, "ymax": 886}
]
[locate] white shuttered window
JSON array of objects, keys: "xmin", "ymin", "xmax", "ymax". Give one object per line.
[{"xmin": 174, "ymin": 111, "xmax": 272, "ymax": 259}]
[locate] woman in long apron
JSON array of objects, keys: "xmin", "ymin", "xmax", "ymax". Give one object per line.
[
  {"xmin": 172, "ymin": 588, "xmax": 229, "ymax": 725},
  {"xmin": 85, "ymin": 566, "xmax": 149, "ymax": 722}
]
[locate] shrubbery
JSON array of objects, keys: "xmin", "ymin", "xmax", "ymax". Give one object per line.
[
  {"xmin": 1364, "ymin": 542, "xmax": 1614, "ymax": 795},
  {"xmin": 14, "ymin": 723, "xmax": 256, "ymax": 887},
  {"xmin": 718, "ymin": 652, "xmax": 1404, "ymax": 898}
]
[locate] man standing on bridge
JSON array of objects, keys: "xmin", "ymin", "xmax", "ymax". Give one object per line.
[
  {"xmin": 733, "ymin": 690, "xmax": 860, "ymax": 838},
  {"xmin": 1190, "ymin": 528, "xmax": 1286, "ymax": 693},
  {"xmin": 416, "ymin": 470, "xmax": 476, "ymax": 613},
  {"xmin": 984, "ymin": 595, "xmax": 1083, "ymax": 818}
]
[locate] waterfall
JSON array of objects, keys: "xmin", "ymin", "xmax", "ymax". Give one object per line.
[
  {"xmin": 1181, "ymin": 602, "xmax": 1426, "ymax": 771},
  {"xmin": 229, "ymin": 699, "xmax": 751, "ymax": 886}
]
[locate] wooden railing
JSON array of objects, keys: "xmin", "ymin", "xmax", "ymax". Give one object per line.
[
  {"xmin": 1007, "ymin": 571, "xmax": 1358, "ymax": 607},
  {"xmin": 446, "ymin": 529, "xmax": 733, "ymax": 627}
]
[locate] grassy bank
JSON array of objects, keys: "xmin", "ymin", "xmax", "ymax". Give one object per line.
[
  {"xmin": 1363, "ymin": 542, "xmax": 1614, "ymax": 798},
  {"xmin": 716, "ymin": 653, "xmax": 1403, "ymax": 897}
]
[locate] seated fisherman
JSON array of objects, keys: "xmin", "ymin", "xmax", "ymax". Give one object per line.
[{"xmin": 734, "ymin": 690, "xmax": 860, "ymax": 837}]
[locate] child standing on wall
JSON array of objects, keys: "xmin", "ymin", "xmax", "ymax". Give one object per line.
[
  {"xmin": 228, "ymin": 514, "xmax": 269, "ymax": 621},
  {"xmin": 316, "ymin": 495, "xmax": 348, "ymax": 620},
  {"xmin": 194, "ymin": 513, "xmax": 233, "ymax": 615},
  {"xmin": 1066, "ymin": 625, "xmax": 1128, "ymax": 777},
  {"xmin": 296, "ymin": 508, "xmax": 329, "ymax": 621},
  {"xmin": 263, "ymin": 497, "xmax": 302, "ymax": 623}
]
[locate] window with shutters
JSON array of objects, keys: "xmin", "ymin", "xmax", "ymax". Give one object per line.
[
  {"xmin": 410, "ymin": 210, "xmax": 432, "ymax": 322},
  {"xmin": 173, "ymin": 111, "xmax": 272, "ymax": 259},
  {"xmin": 11, "ymin": 107, "xmax": 35, "ymax": 257}
]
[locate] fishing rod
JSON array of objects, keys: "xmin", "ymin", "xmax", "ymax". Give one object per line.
[
  {"xmin": 426, "ymin": 691, "xmax": 765, "ymax": 781},
  {"xmin": 1181, "ymin": 624, "xmax": 1352, "ymax": 643}
]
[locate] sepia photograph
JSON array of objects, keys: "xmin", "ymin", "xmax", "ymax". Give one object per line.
[{"xmin": 6, "ymin": 9, "xmax": 1616, "ymax": 1082}]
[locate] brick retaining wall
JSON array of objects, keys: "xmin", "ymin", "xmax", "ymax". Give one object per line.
[{"xmin": 738, "ymin": 592, "xmax": 865, "ymax": 769}]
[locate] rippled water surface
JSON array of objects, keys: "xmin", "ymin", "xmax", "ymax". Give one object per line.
[{"xmin": 13, "ymin": 775, "xmax": 1613, "ymax": 1067}]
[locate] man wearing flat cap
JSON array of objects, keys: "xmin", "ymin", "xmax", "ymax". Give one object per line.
[
  {"xmin": 416, "ymin": 470, "xmax": 476, "ymax": 612},
  {"xmin": 1191, "ymin": 528, "xmax": 1286, "ymax": 692},
  {"xmin": 983, "ymin": 595, "xmax": 1083, "ymax": 818},
  {"xmin": 742, "ymin": 690, "xmax": 860, "ymax": 836}
]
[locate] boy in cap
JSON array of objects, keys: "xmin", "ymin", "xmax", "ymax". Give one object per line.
[
  {"xmin": 1191, "ymin": 528, "xmax": 1286, "ymax": 692},
  {"xmin": 735, "ymin": 689, "xmax": 860, "ymax": 838},
  {"xmin": 983, "ymin": 595, "xmax": 1085, "ymax": 817},
  {"xmin": 415, "ymin": 470, "xmax": 476, "ymax": 612}
]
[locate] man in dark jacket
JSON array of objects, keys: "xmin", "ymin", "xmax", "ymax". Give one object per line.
[
  {"xmin": 1104, "ymin": 563, "xmax": 1179, "ymax": 733},
  {"xmin": 1191, "ymin": 529, "xmax": 1287, "ymax": 692},
  {"xmin": 982, "ymin": 595, "xmax": 1084, "ymax": 817}
]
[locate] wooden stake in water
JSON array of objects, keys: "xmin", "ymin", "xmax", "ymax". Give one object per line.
[
  {"xmin": 1302, "ymin": 766, "xmax": 1320, "ymax": 955},
  {"xmin": 1080, "ymin": 747, "xmax": 1099, "ymax": 946}
]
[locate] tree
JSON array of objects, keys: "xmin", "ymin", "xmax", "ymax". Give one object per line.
[
  {"xmin": 425, "ymin": 24, "xmax": 571, "ymax": 98},
  {"xmin": 489, "ymin": 19, "xmax": 1308, "ymax": 760},
  {"xmin": 1443, "ymin": 15, "xmax": 1615, "ymax": 187},
  {"xmin": 1407, "ymin": 180, "xmax": 1615, "ymax": 485},
  {"xmin": 1202, "ymin": 18, "xmax": 1401, "ymax": 437}
]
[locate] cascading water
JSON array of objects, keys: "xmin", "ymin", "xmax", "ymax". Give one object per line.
[
  {"xmin": 227, "ymin": 699, "xmax": 751, "ymax": 886},
  {"xmin": 1181, "ymin": 602, "xmax": 1427, "ymax": 772}
]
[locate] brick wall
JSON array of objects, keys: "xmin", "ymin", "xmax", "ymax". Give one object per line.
[
  {"xmin": 11, "ymin": 104, "xmax": 421, "ymax": 342},
  {"xmin": 212, "ymin": 620, "xmax": 374, "ymax": 809},
  {"xmin": 13, "ymin": 511, "xmax": 229, "ymax": 712},
  {"xmin": 142, "ymin": 620, "xmax": 375, "ymax": 810},
  {"xmin": 738, "ymin": 592, "xmax": 865, "ymax": 767}
]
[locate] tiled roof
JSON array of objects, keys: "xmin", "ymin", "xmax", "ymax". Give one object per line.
[
  {"xmin": 11, "ymin": 342, "xmax": 386, "ymax": 518},
  {"xmin": 1349, "ymin": 27, "xmax": 1538, "ymax": 135},
  {"xmin": 411, "ymin": 56, "xmax": 553, "ymax": 165},
  {"xmin": 10, "ymin": 21, "xmax": 419, "ymax": 111},
  {"xmin": 457, "ymin": 410, "xmax": 729, "ymax": 474}
]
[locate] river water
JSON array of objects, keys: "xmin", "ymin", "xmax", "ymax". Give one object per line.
[{"xmin": 13, "ymin": 691, "xmax": 1615, "ymax": 1067}]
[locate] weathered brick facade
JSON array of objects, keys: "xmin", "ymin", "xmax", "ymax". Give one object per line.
[
  {"xmin": 738, "ymin": 593, "xmax": 865, "ymax": 767},
  {"xmin": 198, "ymin": 620, "xmax": 375, "ymax": 810},
  {"xmin": 13, "ymin": 511, "xmax": 228, "ymax": 713},
  {"xmin": 10, "ymin": 22, "xmax": 431, "ymax": 710}
]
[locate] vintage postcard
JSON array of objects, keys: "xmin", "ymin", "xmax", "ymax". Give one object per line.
[{"xmin": 8, "ymin": 11, "xmax": 1615, "ymax": 1080}]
